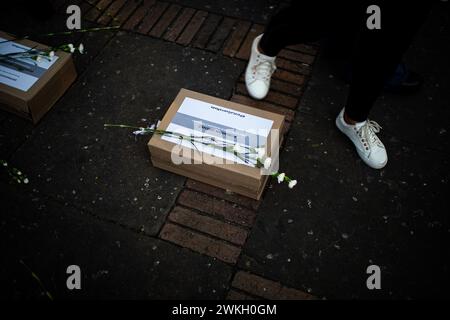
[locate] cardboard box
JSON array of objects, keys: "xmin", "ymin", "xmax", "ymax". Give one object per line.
[
  {"xmin": 148, "ymin": 89, "xmax": 285, "ymax": 200},
  {"xmin": 0, "ymin": 31, "xmax": 77, "ymax": 123}
]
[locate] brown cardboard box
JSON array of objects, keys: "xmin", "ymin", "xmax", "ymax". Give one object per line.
[
  {"xmin": 148, "ymin": 89, "xmax": 285, "ymax": 200},
  {"xmin": 0, "ymin": 31, "xmax": 77, "ymax": 123}
]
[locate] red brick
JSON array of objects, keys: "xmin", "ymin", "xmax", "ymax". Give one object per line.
[
  {"xmin": 231, "ymin": 271, "xmax": 315, "ymax": 300},
  {"xmin": 273, "ymin": 69, "xmax": 306, "ymax": 86},
  {"xmin": 269, "ymin": 79, "xmax": 303, "ymax": 97},
  {"xmin": 235, "ymin": 83, "xmax": 298, "ymax": 109},
  {"xmin": 230, "ymin": 94, "xmax": 294, "ymax": 122},
  {"xmin": 114, "ymin": 0, "xmax": 142, "ymax": 26},
  {"xmin": 122, "ymin": 0, "xmax": 156, "ymax": 30},
  {"xmin": 192, "ymin": 13, "xmax": 221, "ymax": 49},
  {"xmin": 97, "ymin": 0, "xmax": 126, "ymax": 25},
  {"xmin": 84, "ymin": 0, "xmax": 113, "ymax": 22},
  {"xmin": 185, "ymin": 179, "xmax": 260, "ymax": 211},
  {"xmin": 163, "ymin": 7, "xmax": 196, "ymax": 42},
  {"xmin": 149, "ymin": 4, "xmax": 181, "ymax": 37},
  {"xmin": 168, "ymin": 206, "xmax": 248, "ymax": 246},
  {"xmin": 206, "ymin": 17, "xmax": 235, "ymax": 52},
  {"xmin": 235, "ymin": 24, "xmax": 265, "ymax": 60},
  {"xmin": 79, "ymin": 0, "xmax": 100, "ymax": 15},
  {"xmin": 136, "ymin": 1, "xmax": 168, "ymax": 34},
  {"xmin": 177, "ymin": 10, "xmax": 208, "ymax": 46},
  {"xmin": 286, "ymin": 43, "xmax": 319, "ymax": 56},
  {"xmin": 177, "ymin": 190, "xmax": 256, "ymax": 227},
  {"xmin": 222, "ymin": 20, "xmax": 251, "ymax": 57},
  {"xmin": 278, "ymin": 49, "xmax": 315, "ymax": 65},
  {"xmin": 276, "ymin": 58, "xmax": 311, "ymax": 76},
  {"xmin": 238, "ymin": 74, "xmax": 303, "ymax": 97},
  {"xmin": 226, "ymin": 290, "xmax": 257, "ymax": 300},
  {"xmin": 160, "ymin": 223, "xmax": 241, "ymax": 264}
]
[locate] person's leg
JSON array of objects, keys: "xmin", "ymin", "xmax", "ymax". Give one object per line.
[
  {"xmin": 258, "ymin": 2, "xmax": 332, "ymax": 57},
  {"xmin": 246, "ymin": 1, "xmax": 347, "ymax": 99},
  {"xmin": 345, "ymin": 1, "xmax": 432, "ymax": 122},
  {"xmin": 336, "ymin": 1, "xmax": 432, "ymax": 169}
]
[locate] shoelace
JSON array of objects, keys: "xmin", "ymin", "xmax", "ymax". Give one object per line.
[
  {"xmin": 253, "ymin": 58, "xmax": 275, "ymax": 82},
  {"xmin": 357, "ymin": 120, "xmax": 384, "ymax": 151}
]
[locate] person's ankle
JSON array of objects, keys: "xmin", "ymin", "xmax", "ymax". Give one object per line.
[
  {"xmin": 257, "ymin": 42, "xmax": 267, "ymax": 55},
  {"xmin": 343, "ymin": 112, "xmax": 358, "ymax": 125}
]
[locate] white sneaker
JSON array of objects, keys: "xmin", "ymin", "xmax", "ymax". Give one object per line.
[
  {"xmin": 245, "ymin": 34, "xmax": 276, "ymax": 100},
  {"xmin": 335, "ymin": 108, "xmax": 388, "ymax": 169}
]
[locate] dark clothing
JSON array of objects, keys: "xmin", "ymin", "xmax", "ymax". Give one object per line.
[{"xmin": 260, "ymin": 1, "xmax": 432, "ymax": 121}]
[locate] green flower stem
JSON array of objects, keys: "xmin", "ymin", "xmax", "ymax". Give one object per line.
[{"xmin": 104, "ymin": 124, "xmax": 256, "ymax": 165}]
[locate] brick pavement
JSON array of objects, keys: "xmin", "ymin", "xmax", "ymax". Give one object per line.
[{"xmin": 67, "ymin": 0, "xmax": 319, "ymax": 299}]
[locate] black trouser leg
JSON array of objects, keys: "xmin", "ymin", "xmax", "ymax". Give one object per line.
[
  {"xmin": 345, "ymin": 2, "xmax": 432, "ymax": 122},
  {"xmin": 259, "ymin": 1, "xmax": 431, "ymax": 122},
  {"xmin": 259, "ymin": 2, "xmax": 352, "ymax": 57}
]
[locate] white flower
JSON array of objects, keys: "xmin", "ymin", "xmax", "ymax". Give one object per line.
[
  {"xmin": 68, "ymin": 44, "xmax": 75, "ymax": 53},
  {"xmin": 255, "ymin": 147, "xmax": 266, "ymax": 159},
  {"xmin": 23, "ymin": 178, "xmax": 29, "ymax": 184},
  {"xmin": 277, "ymin": 173, "xmax": 285, "ymax": 183},
  {"xmin": 288, "ymin": 180, "xmax": 297, "ymax": 189},
  {"xmin": 232, "ymin": 143, "xmax": 245, "ymax": 154},
  {"xmin": 263, "ymin": 157, "xmax": 272, "ymax": 170},
  {"xmin": 132, "ymin": 127, "xmax": 147, "ymax": 135},
  {"xmin": 49, "ymin": 51, "xmax": 55, "ymax": 58},
  {"xmin": 78, "ymin": 43, "xmax": 84, "ymax": 54},
  {"xmin": 35, "ymin": 55, "xmax": 42, "ymax": 62},
  {"xmin": 2, "ymin": 161, "xmax": 7, "ymax": 167}
]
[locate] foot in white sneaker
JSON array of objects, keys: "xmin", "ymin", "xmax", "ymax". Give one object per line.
[
  {"xmin": 245, "ymin": 34, "xmax": 276, "ymax": 100},
  {"xmin": 335, "ymin": 108, "xmax": 388, "ymax": 169}
]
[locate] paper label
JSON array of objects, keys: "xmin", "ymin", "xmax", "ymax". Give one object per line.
[
  {"xmin": 162, "ymin": 97, "xmax": 274, "ymax": 166},
  {"xmin": 0, "ymin": 37, "xmax": 58, "ymax": 92}
]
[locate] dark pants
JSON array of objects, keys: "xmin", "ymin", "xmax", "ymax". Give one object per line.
[{"xmin": 260, "ymin": 1, "xmax": 432, "ymax": 122}]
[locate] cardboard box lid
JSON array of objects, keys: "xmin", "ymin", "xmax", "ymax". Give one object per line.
[
  {"xmin": 0, "ymin": 31, "xmax": 73, "ymax": 109},
  {"xmin": 148, "ymin": 88, "xmax": 285, "ymax": 183}
]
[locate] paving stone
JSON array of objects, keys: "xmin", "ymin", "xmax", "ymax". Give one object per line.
[
  {"xmin": 231, "ymin": 271, "xmax": 314, "ymax": 300},
  {"xmin": 279, "ymin": 49, "xmax": 315, "ymax": 65},
  {"xmin": 276, "ymin": 58, "xmax": 312, "ymax": 76},
  {"xmin": 268, "ymin": 78, "xmax": 304, "ymax": 97},
  {"xmin": 240, "ymin": 108, "xmax": 450, "ymax": 299},
  {"xmin": 122, "ymin": 0, "xmax": 156, "ymax": 30},
  {"xmin": 206, "ymin": 17, "xmax": 235, "ymax": 52},
  {"xmin": 168, "ymin": 206, "xmax": 248, "ymax": 246},
  {"xmin": 177, "ymin": 190, "xmax": 257, "ymax": 227},
  {"xmin": 113, "ymin": 0, "xmax": 143, "ymax": 26},
  {"xmin": 149, "ymin": 3, "xmax": 182, "ymax": 38},
  {"xmin": 97, "ymin": 0, "xmax": 127, "ymax": 25},
  {"xmin": 235, "ymin": 83, "xmax": 298, "ymax": 109},
  {"xmin": 9, "ymin": 33, "xmax": 244, "ymax": 235},
  {"xmin": 85, "ymin": 0, "xmax": 114, "ymax": 22},
  {"xmin": 223, "ymin": 20, "xmax": 251, "ymax": 57},
  {"xmin": 0, "ymin": 187, "xmax": 233, "ymax": 299},
  {"xmin": 176, "ymin": 10, "xmax": 208, "ymax": 46},
  {"xmin": 185, "ymin": 179, "xmax": 261, "ymax": 211},
  {"xmin": 273, "ymin": 69, "xmax": 306, "ymax": 86},
  {"xmin": 192, "ymin": 13, "xmax": 222, "ymax": 49},
  {"xmin": 136, "ymin": 1, "xmax": 169, "ymax": 34},
  {"xmin": 167, "ymin": 0, "xmax": 281, "ymax": 25},
  {"xmin": 160, "ymin": 223, "xmax": 241, "ymax": 264},
  {"xmin": 163, "ymin": 7, "xmax": 196, "ymax": 42}
]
